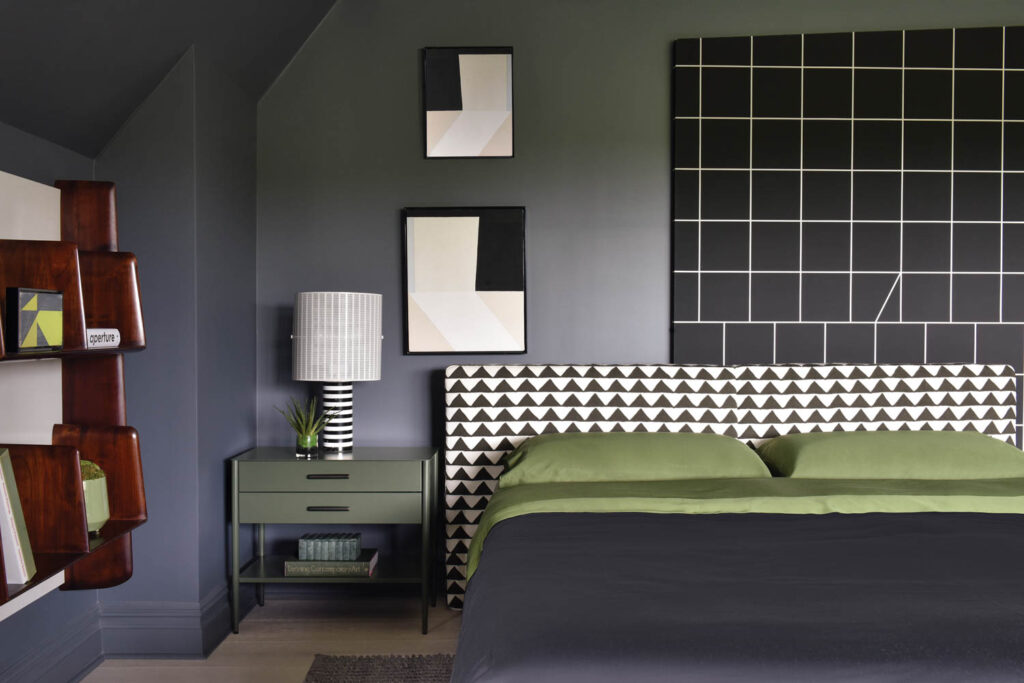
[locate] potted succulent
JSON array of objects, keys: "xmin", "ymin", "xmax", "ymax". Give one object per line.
[
  {"xmin": 277, "ymin": 396, "xmax": 339, "ymax": 456},
  {"xmin": 80, "ymin": 459, "xmax": 110, "ymax": 534}
]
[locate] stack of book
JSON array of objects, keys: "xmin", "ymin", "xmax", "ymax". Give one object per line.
[
  {"xmin": 298, "ymin": 532, "xmax": 361, "ymax": 561},
  {"xmin": 285, "ymin": 532, "xmax": 379, "ymax": 577}
]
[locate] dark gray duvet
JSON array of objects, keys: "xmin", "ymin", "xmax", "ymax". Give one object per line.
[{"xmin": 452, "ymin": 513, "xmax": 1024, "ymax": 682}]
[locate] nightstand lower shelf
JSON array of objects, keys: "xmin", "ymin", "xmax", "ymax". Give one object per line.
[{"xmin": 239, "ymin": 554, "xmax": 421, "ymax": 584}]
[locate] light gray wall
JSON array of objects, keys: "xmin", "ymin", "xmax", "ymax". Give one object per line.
[
  {"xmin": 195, "ymin": 47, "xmax": 258, "ymax": 651},
  {"xmin": 0, "ymin": 121, "xmax": 102, "ymax": 682},
  {"xmin": 255, "ymin": 0, "xmax": 1024, "ymax": 448}
]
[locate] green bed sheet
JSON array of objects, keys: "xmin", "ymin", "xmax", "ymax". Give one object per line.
[{"xmin": 466, "ymin": 477, "xmax": 1024, "ymax": 579}]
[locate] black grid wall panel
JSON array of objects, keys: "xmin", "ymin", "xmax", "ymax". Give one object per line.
[{"xmin": 672, "ymin": 27, "xmax": 1024, "ymax": 436}]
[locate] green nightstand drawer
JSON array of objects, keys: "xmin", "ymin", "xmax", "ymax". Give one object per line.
[
  {"xmin": 238, "ymin": 492, "xmax": 422, "ymax": 524},
  {"xmin": 238, "ymin": 460, "xmax": 422, "ymax": 493}
]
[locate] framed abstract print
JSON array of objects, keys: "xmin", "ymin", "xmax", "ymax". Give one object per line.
[
  {"xmin": 402, "ymin": 207, "xmax": 525, "ymax": 354},
  {"xmin": 422, "ymin": 47, "xmax": 513, "ymax": 158}
]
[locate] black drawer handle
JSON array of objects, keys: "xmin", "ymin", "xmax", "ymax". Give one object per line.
[
  {"xmin": 307, "ymin": 505, "xmax": 350, "ymax": 512},
  {"xmin": 306, "ymin": 473, "xmax": 350, "ymax": 480}
]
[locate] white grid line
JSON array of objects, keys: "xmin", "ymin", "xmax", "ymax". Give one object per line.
[
  {"xmin": 900, "ymin": 29, "xmax": 906, "ymax": 323},
  {"xmin": 798, "ymin": 34, "xmax": 805, "ymax": 322},
  {"xmin": 675, "ymin": 64, "xmax": 1020, "ymax": 72},
  {"xmin": 876, "ymin": 274, "xmax": 902, "ymax": 322},
  {"xmin": 949, "ymin": 28, "xmax": 956, "ymax": 323},
  {"xmin": 675, "ymin": 116, "xmax": 1017, "ymax": 122},
  {"xmin": 676, "ymin": 270, "xmax": 1022, "ymax": 275},
  {"xmin": 677, "ymin": 218, "xmax": 1024, "ymax": 224},
  {"xmin": 1001, "ymin": 27, "xmax": 1007, "ymax": 323},
  {"xmin": 849, "ymin": 33, "xmax": 856, "ymax": 323},
  {"xmin": 748, "ymin": 35, "xmax": 754, "ymax": 322},
  {"xmin": 772, "ymin": 321, "xmax": 778, "ymax": 363},
  {"xmin": 675, "ymin": 167, "xmax": 1015, "ymax": 173},
  {"xmin": 673, "ymin": 320, "xmax": 1022, "ymax": 325},
  {"xmin": 721, "ymin": 322, "xmax": 727, "ymax": 365},
  {"xmin": 696, "ymin": 39, "xmax": 703, "ymax": 321}
]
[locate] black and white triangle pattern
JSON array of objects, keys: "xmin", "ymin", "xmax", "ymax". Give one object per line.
[{"xmin": 442, "ymin": 363, "xmax": 1018, "ymax": 607}]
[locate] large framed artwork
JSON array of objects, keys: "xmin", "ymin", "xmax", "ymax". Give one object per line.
[
  {"xmin": 402, "ymin": 207, "xmax": 526, "ymax": 354},
  {"xmin": 422, "ymin": 47, "xmax": 513, "ymax": 158}
]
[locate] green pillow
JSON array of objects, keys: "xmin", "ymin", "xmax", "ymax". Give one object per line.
[
  {"xmin": 757, "ymin": 430, "xmax": 1024, "ymax": 479},
  {"xmin": 498, "ymin": 432, "xmax": 770, "ymax": 487}
]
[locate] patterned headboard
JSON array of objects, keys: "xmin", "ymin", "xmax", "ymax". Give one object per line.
[{"xmin": 443, "ymin": 363, "xmax": 1018, "ymax": 607}]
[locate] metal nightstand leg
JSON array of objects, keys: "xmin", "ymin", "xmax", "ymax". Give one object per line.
[
  {"xmin": 256, "ymin": 523, "xmax": 265, "ymax": 607},
  {"xmin": 430, "ymin": 452, "xmax": 438, "ymax": 608},
  {"xmin": 421, "ymin": 458, "xmax": 430, "ymax": 634},
  {"xmin": 231, "ymin": 460, "xmax": 240, "ymax": 634}
]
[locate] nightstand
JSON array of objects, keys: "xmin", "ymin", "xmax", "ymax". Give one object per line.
[{"xmin": 230, "ymin": 446, "xmax": 437, "ymax": 634}]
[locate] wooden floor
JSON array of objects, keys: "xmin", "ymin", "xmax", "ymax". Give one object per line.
[{"xmin": 84, "ymin": 595, "xmax": 461, "ymax": 682}]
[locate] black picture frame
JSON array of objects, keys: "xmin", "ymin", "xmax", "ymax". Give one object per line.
[
  {"xmin": 422, "ymin": 47, "xmax": 514, "ymax": 159},
  {"xmin": 402, "ymin": 207, "xmax": 527, "ymax": 355}
]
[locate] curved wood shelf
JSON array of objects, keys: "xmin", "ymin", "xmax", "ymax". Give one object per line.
[
  {"xmin": 0, "ymin": 240, "xmax": 88, "ymax": 355},
  {"xmin": 78, "ymin": 251, "xmax": 145, "ymax": 348},
  {"xmin": 0, "ymin": 179, "xmax": 148, "ymax": 604},
  {"xmin": 0, "ymin": 244, "xmax": 145, "ymax": 361},
  {"xmin": 0, "ymin": 438, "xmax": 146, "ymax": 603},
  {"xmin": 0, "ymin": 346, "xmax": 145, "ymax": 363},
  {"xmin": 2, "ymin": 552, "xmax": 87, "ymax": 604},
  {"xmin": 0, "ymin": 444, "xmax": 87, "ymax": 604}
]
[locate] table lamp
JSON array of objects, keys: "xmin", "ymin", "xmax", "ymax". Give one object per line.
[{"xmin": 292, "ymin": 291, "xmax": 382, "ymax": 451}]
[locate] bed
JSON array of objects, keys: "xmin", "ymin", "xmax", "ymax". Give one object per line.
[{"xmin": 444, "ymin": 363, "xmax": 1024, "ymax": 682}]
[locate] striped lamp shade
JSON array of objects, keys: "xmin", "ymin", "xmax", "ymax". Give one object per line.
[{"xmin": 292, "ymin": 292, "xmax": 382, "ymax": 382}]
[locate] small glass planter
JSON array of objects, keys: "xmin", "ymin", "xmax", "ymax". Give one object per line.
[{"xmin": 296, "ymin": 433, "xmax": 318, "ymax": 458}]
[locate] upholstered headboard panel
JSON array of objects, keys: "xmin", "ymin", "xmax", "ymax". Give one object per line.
[{"xmin": 443, "ymin": 363, "xmax": 1018, "ymax": 607}]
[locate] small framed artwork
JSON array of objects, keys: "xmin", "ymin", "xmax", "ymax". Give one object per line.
[
  {"xmin": 402, "ymin": 207, "xmax": 526, "ymax": 354},
  {"xmin": 422, "ymin": 47, "xmax": 513, "ymax": 158}
]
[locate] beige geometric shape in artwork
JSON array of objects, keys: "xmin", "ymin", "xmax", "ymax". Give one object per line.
[
  {"xmin": 477, "ymin": 291, "xmax": 524, "ymax": 349},
  {"xmin": 458, "ymin": 54, "xmax": 511, "ymax": 111},
  {"xmin": 426, "ymin": 110, "xmax": 461, "ymax": 156},
  {"xmin": 479, "ymin": 114, "xmax": 513, "ymax": 157},
  {"xmin": 429, "ymin": 111, "xmax": 509, "ymax": 158},
  {"xmin": 412, "ymin": 292, "xmax": 521, "ymax": 352},
  {"xmin": 407, "ymin": 294, "xmax": 454, "ymax": 352},
  {"xmin": 407, "ymin": 216, "xmax": 479, "ymax": 292}
]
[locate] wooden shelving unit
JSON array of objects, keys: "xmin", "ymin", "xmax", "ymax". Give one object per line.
[{"xmin": 0, "ymin": 180, "xmax": 147, "ymax": 604}]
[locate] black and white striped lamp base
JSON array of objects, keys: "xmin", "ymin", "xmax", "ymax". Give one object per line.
[{"xmin": 322, "ymin": 382, "xmax": 354, "ymax": 451}]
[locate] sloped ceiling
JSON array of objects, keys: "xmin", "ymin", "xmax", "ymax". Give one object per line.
[{"xmin": 0, "ymin": 0, "xmax": 336, "ymax": 156}]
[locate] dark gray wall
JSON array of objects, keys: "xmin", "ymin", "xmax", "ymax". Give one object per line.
[
  {"xmin": 93, "ymin": 46, "xmax": 260, "ymax": 657},
  {"xmin": 96, "ymin": 47, "xmax": 200, "ymax": 605},
  {"xmin": 94, "ymin": 49, "xmax": 203, "ymax": 654},
  {"xmin": 195, "ymin": 47, "xmax": 258, "ymax": 651},
  {"xmin": 0, "ymin": 121, "xmax": 103, "ymax": 682},
  {"xmin": 0, "ymin": 15, "xmax": 254, "ymax": 676},
  {"xmin": 255, "ymin": 0, "xmax": 1024, "ymax": 449}
]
